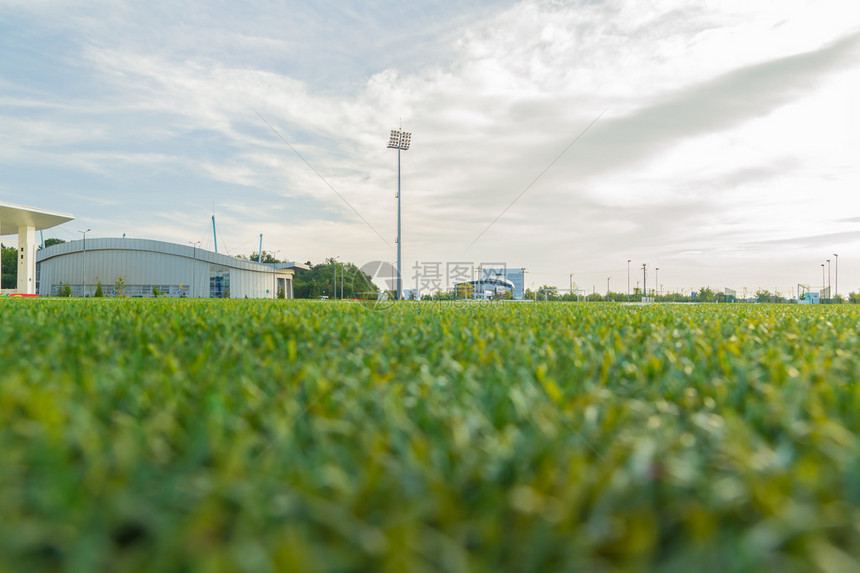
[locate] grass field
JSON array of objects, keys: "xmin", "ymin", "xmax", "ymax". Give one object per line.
[{"xmin": 2, "ymin": 299, "xmax": 860, "ymax": 572}]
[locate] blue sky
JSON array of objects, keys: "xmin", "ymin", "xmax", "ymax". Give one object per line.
[{"xmin": 2, "ymin": 0, "xmax": 860, "ymax": 296}]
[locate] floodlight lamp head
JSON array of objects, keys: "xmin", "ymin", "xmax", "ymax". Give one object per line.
[{"xmin": 387, "ymin": 129, "xmax": 412, "ymax": 150}]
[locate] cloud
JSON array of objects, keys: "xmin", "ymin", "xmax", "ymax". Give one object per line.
[
  {"xmin": 746, "ymin": 231, "xmax": 860, "ymax": 250},
  {"xmin": 2, "ymin": 0, "xmax": 860, "ymax": 291}
]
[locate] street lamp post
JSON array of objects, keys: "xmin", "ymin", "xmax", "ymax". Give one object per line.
[
  {"xmin": 834, "ymin": 253, "xmax": 839, "ymax": 302},
  {"xmin": 333, "ymin": 256, "xmax": 339, "ymax": 300},
  {"xmin": 627, "ymin": 259, "xmax": 631, "ymax": 302},
  {"xmin": 79, "ymin": 229, "xmax": 90, "ymax": 297},
  {"xmin": 387, "ymin": 127, "xmax": 412, "ymax": 301},
  {"xmin": 821, "ymin": 264, "xmax": 825, "ymax": 299},
  {"xmin": 272, "ymin": 249, "xmax": 282, "ymax": 299},
  {"xmin": 189, "ymin": 241, "xmax": 200, "ymax": 298},
  {"xmin": 655, "ymin": 267, "xmax": 659, "ymax": 299},
  {"xmin": 641, "ymin": 264, "xmax": 647, "ymax": 302},
  {"xmin": 607, "ymin": 276, "xmax": 610, "ymax": 298},
  {"xmin": 827, "ymin": 259, "xmax": 831, "ymax": 301}
]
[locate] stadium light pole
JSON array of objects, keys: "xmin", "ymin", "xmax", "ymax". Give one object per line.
[
  {"xmin": 79, "ymin": 229, "xmax": 90, "ymax": 297},
  {"xmin": 655, "ymin": 268, "xmax": 659, "ymax": 299},
  {"xmin": 821, "ymin": 263, "xmax": 825, "ymax": 298},
  {"xmin": 387, "ymin": 126, "xmax": 412, "ymax": 301},
  {"xmin": 827, "ymin": 259, "xmax": 831, "ymax": 301},
  {"xmin": 834, "ymin": 253, "xmax": 838, "ymax": 302}
]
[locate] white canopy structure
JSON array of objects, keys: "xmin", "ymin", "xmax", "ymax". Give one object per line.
[{"xmin": 0, "ymin": 201, "xmax": 74, "ymax": 295}]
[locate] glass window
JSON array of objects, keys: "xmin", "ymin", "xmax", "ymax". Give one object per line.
[{"xmin": 209, "ymin": 266, "xmax": 230, "ymax": 298}]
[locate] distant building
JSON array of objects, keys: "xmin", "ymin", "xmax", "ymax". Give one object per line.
[
  {"xmin": 36, "ymin": 238, "xmax": 306, "ymax": 298},
  {"xmin": 482, "ymin": 267, "xmax": 525, "ymax": 300},
  {"xmin": 454, "ymin": 277, "xmax": 515, "ymax": 300}
]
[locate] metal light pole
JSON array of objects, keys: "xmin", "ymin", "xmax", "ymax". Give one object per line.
[
  {"xmin": 834, "ymin": 253, "xmax": 839, "ymax": 302},
  {"xmin": 827, "ymin": 259, "xmax": 831, "ymax": 301},
  {"xmin": 641, "ymin": 264, "xmax": 647, "ymax": 302},
  {"xmin": 79, "ymin": 229, "xmax": 90, "ymax": 297},
  {"xmin": 387, "ymin": 127, "xmax": 412, "ymax": 301},
  {"xmin": 821, "ymin": 264, "xmax": 825, "ymax": 298},
  {"xmin": 333, "ymin": 256, "xmax": 339, "ymax": 300},
  {"xmin": 627, "ymin": 259, "xmax": 631, "ymax": 302},
  {"xmin": 655, "ymin": 267, "xmax": 659, "ymax": 299},
  {"xmin": 272, "ymin": 249, "xmax": 282, "ymax": 299},
  {"xmin": 607, "ymin": 276, "xmax": 610, "ymax": 298},
  {"xmin": 189, "ymin": 241, "xmax": 200, "ymax": 298}
]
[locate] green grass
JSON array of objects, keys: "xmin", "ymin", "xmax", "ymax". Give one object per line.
[{"xmin": 2, "ymin": 299, "xmax": 860, "ymax": 572}]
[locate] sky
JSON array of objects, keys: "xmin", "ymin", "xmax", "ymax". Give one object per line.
[{"xmin": 2, "ymin": 0, "xmax": 860, "ymax": 297}]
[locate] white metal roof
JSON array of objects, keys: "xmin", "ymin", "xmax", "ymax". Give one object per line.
[{"xmin": 0, "ymin": 201, "xmax": 74, "ymax": 235}]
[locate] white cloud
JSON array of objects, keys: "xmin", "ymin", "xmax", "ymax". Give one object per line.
[{"xmin": 2, "ymin": 0, "xmax": 860, "ymax": 293}]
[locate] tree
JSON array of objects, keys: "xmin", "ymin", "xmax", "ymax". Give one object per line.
[
  {"xmin": 455, "ymin": 282, "xmax": 474, "ymax": 299},
  {"xmin": 293, "ymin": 259, "xmax": 380, "ymax": 300},
  {"xmin": 246, "ymin": 251, "xmax": 282, "ymax": 264},
  {"xmin": 115, "ymin": 277, "xmax": 127, "ymax": 297},
  {"xmin": 536, "ymin": 285, "xmax": 560, "ymax": 301},
  {"xmin": 58, "ymin": 282, "xmax": 72, "ymax": 297},
  {"xmin": 38, "ymin": 238, "xmax": 65, "ymax": 250},
  {"xmin": 1, "ymin": 243, "xmax": 16, "ymax": 290},
  {"xmin": 432, "ymin": 290, "xmax": 454, "ymax": 301},
  {"xmin": 696, "ymin": 287, "xmax": 716, "ymax": 303},
  {"xmin": 755, "ymin": 289, "xmax": 772, "ymax": 303},
  {"xmin": 492, "ymin": 289, "xmax": 513, "ymax": 301},
  {"xmin": 94, "ymin": 281, "xmax": 104, "ymax": 297}
]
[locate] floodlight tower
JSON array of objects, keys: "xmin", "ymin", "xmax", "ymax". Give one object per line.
[{"xmin": 387, "ymin": 126, "xmax": 412, "ymax": 301}]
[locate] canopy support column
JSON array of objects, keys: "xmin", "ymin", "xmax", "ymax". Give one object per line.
[{"xmin": 17, "ymin": 225, "xmax": 37, "ymax": 294}]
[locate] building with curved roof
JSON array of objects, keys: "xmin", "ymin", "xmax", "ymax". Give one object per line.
[
  {"xmin": 36, "ymin": 238, "xmax": 305, "ymax": 298},
  {"xmin": 454, "ymin": 277, "xmax": 516, "ymax": 300}
]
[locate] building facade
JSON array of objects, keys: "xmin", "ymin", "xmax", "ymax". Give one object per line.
[
  {"xmin": 454, "ymin": 277, "xmax": 516, "ymax": 300},
  {"xmin": 482, "ymin": 267, "xmax": 525, "ymax": 300},
  {"xmin": 36, "ymin": 238, "xmax": 304, "ymax": 298}
]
